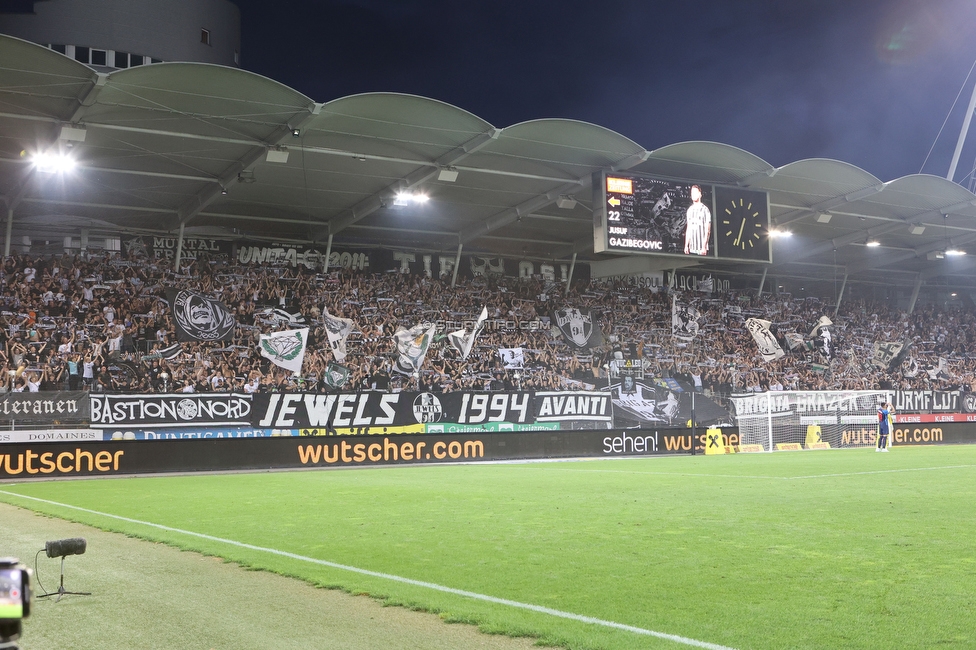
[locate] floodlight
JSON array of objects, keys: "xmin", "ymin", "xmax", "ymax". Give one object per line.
[
  {"xmin": 437, "ymin": 167, "xmax": 459, "ymax": 182},
  {"xmin": 909, "ymin": 224, "xmax": 925, "ymax": 235},
  {"xmin": 556, "ymin": 195, "xmax": 577, "ymax": 210},
  {"xmin": 865, "ymin": 241, "xmax": 881, "ymax": 247},
  {"xmin": 946, "ymin": 249, "xmax": 966, "ymax": 256},
  {"xmin": 32, "ymin": 152, "xmax": 76, "ymax": 174},
  {"xmin": 59, "ymin": 125, "xmax": 87, "ymax": 142},
  {"xmin": 816, "ymin": 212, "xmax": 832, "ymax": 223},
  {"xmin": 266, "ymin": 147, "xmax": 289, "ymax": 163},
  {"xmin": 393, "ymin": 192, "xmax": 428, "ymax": 206},
  {"xmin": 768, "ymin": 229, "xmax": 792, "ymax": 238}
]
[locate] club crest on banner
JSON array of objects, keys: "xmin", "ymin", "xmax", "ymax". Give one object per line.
[
  {"xmin": 166, "ymin": 289, "xmax": 236, "ymax": 341},
  {"xmin": 412, "ymin": 393, "xmax": 443, "ymax": 423},
  {"xmin": 553, "ymin": 307, "xmax": 596, "ymax": 348},
  {"xmin": 124, "ymin": 236, "xmax": 148, "ymax": 259},
  {"xmin": 324, "ymin": 362, "xmax": 351, "ymax": 389}
]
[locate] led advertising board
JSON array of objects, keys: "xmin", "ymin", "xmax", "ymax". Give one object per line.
[{"xmin": 593, "ymin": 172, "xmax": 771, "ymax": 263}]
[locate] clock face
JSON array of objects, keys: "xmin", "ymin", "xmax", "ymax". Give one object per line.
[{"xmin": 714, "ymin": 187, "xmax": 770, "ymax": 261}]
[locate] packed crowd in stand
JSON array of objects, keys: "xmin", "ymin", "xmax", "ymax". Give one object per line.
[{"xmin": 1, "ymin": 251, "xmax": 973, "ymax": 401}]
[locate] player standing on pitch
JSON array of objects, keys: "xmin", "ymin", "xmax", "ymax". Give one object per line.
[{"xmin": 876, "ymin": 401, "xmax": 893, "ymax": 452}]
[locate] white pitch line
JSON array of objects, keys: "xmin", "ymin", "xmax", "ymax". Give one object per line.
[
  {"xmin": 0, "ymin": 490, "xmax": 736, "ymax": 650},
  {"xmin": 522, "ymin": 468, "xmax": 784, "ymax": 480},
  {"xmin": 785, "ymin": 464, "xmax": 976, "ymax": 480},
  {"xmin": 520, "ymin": 463, "xmax": 976, "ymax": 481}
]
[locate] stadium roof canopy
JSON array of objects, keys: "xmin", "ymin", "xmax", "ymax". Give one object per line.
[{"xmin": 3, "ymin": 33, "xmax": 976, "ymax": 294}]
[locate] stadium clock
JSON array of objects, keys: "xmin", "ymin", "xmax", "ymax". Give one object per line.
[{"xmin": 714, "ymin": 186, "xmax": 770, "ymax": 261}]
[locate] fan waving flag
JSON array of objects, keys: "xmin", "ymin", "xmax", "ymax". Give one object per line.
[
  {"xmin": 552, "ymin": 307, "xmax": 603, "ymax": 349},
  {"xmin": 260, "ymin": 328, "xmax": 309, "ymax": 373},
  {"xmin": 324, "ymin": 362, "xmax": 351, "ymax": 389},
  {"xmin": 321, "ymin": 308, "xmax": 355, "ymax": 362},
  {"xmin": 498, "ymin": 347, "xmax": 525, "ymax": 369},
  {"xmin": 447, "ymin": 306, "xmax": 488, "ymax": 360},
  {"xmin": 165, "ymin": 289, "xmax": 236, "ymax": 342},
  {"xmin": 393, "ymin": 323, "xmax": 436, "ymax": 375},
  {"xmin": 872, "ymin": 341, "xmax": 904, "ymax": 368},
  {"xmin": 260, "ymin": 307, "xmax": 307, "ymax": 327},
  {"xmin": 672, "ymin": 296, "xmax": 700, "ymax": 341},
  {"xmin": 746, "ymin": 318, "xmax": 785, "ymax": 362},
  {"xmin": 809, "ymin": 315, "xmax": 833, "ymax": 338}
]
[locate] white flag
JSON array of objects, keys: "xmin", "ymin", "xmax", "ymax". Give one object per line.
[
  {"xmin": 809, "ymin": 316, "xmax": 833, "ymax": 338},
  {"xmin": 498, "ymin": 347, "xmax": 525, "ymax": 369},
  {"xmin": 393, "ymin": 323, "xmax": 436, "ymax": 375},
  {"xmin": 746, "ymin": 318, "xmax": 784, "ymax": 362},
  {"xmin": 259, "ymin": 328, "xmax": 309, "ymax": 374},
  {"xmin": 322, "ymin": 308, "xmax": 355, "ymax": 362},
  {"xmin": 447, "ymin": 306, "xmax": 488, "ymax": 360}
]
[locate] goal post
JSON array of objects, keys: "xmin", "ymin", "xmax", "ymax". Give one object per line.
[{"xmin": 730, "ymin": 390, "xmax": 891, "ymax": 451}]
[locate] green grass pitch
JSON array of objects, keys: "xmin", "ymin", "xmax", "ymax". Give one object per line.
[{"xmin": 2, "ymin": 445, "xmax": 975, "ymax": 649}]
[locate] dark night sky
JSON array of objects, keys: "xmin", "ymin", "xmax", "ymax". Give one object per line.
[{"xmin": 231, "ymin": 0, "xmax": 976, "ymax": 184}]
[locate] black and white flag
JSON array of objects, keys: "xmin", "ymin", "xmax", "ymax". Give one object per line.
[
  {"xmin": 552, "ymin": 307, "xmax": 603, "ymax": 349},
  {"xmin": 164, "ymin": 289, "xmax": 236, "ymax": 342},
  {"xmin": 871, "ymin": 341, "xmax": 904, "ymax": 369},
  {"xmin": 393, "ymin": 323, "xmax": 436, "ymax": 375},
  {"xmin": 809, "ymin": 315, "xmax": 833, "ymax": 338},
  {"xmin": 259, "ymin": 307, "xmax": 307, "ymax": 327},
  {"xmin": 671, "ymin": 297, "xmax": 700, "ymax": 342},
  {"xmin": 784, "ymin": 332, "xmax": 806, "ymax": 351},
  {"xmin": 143, "ymin": 342, "xmax": 182, "ymax": 361},
  {"xmin": 322, "ymin": 308, "xmax": 355, "ymax": 363},
  {"xmin": 447, "ymin": 306, "xmax": 488, "ymax": 360},
  {"xmin": 746, "ymin": 318, "xmax": 785, "ymax": 362}
]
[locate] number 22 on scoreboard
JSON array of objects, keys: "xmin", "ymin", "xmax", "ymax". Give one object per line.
[{"xmin": 608, "ymin": 210, "xmax": 621, "ymax": 221}]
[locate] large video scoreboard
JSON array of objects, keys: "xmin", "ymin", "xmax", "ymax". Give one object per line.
[{"xmin": 592, "ymin": 171, "xmax": 771, "ymax": 263}]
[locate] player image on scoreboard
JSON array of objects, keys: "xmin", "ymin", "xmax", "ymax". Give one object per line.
[{"xmin": 603, "ymin": 175, "xmax": 715, "ymax": 257}]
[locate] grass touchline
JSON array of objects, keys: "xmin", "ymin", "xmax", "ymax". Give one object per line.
[{"xmin": 0, "ymin": 488, "xmax": 738, "ymax": 650}]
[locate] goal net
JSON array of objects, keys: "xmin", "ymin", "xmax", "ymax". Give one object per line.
[{"xmin": 730, "ymin": 390, "xmax": 890, "ymax": 451}]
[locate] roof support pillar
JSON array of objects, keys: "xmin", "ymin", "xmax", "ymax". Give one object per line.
[
  {"xmin": 757, "ymin": 266, "xmax": 768, "ymax": 296},
  {"xmin": 833, "ymin": 272, "xmax": 849, "ymax": 318},
  {"xmin": 948, "ymin": 77, "xmax": 976, "ymax": 182},
  {"xmin": 322, "ymin": 234, "xmax": 333, "ymax": 273},
  {"xmin": 4, "ymin": 207, "xmax": 12, "ymax": 257},
  {"xmin": 565, "ymin": 253, "xmax": 577, "ymax": 297},
  {"xmin": 907, "ymin": 273, "xmax": 923, "ymax": 314},
  {"xmin": 174, "ymin": 223, "xmax": 185, "ymax": 270},
  {"xmin": 451, "ymin": 243, "xmax": 463, "ymax": 288},
  {"xmin": 80, "ymin": 228, "xmax": 89, "ymax": 252}
]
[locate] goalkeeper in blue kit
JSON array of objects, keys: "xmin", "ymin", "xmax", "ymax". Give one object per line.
[{"xmin": 876, "ymin": 402, "xmax": 893, "ymax": 452}]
